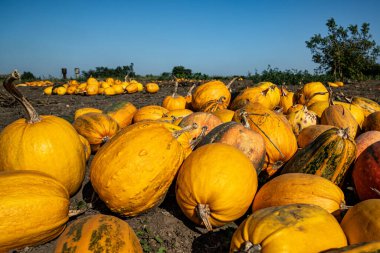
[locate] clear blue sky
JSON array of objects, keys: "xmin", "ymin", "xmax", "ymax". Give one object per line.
[{"xmin": 0, "ymin": 0, "xmax": 379, "ymax": 78}]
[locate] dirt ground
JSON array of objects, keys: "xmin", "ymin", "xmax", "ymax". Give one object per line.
[{"xmin": 1, "ymin": 79, "xmax": 380, "ymax": 253}]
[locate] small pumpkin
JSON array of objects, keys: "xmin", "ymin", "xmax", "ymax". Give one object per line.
[
  {"xmin": 230, "ymin": 204, "xmax": 347, "ymax": 253},
  {"xmin": 162, "ymin": 81, "xmax": 186, "ymax": 110},
  {"xmin": 176, "ymin": 143, "xmax": 258, "ymax": 231},
  {"xmin": 54, "ymin": 214, "xmax": 143, "ymax": 253},
  {"xmin": 145, "ymin": 82, "xmax": 160, "ymax": 93},
  {"xmin": 296, "ymin": 81, "xmax": 329, "ymax": 106},
  {"xmin": 340, "ymin": 199, "xmax": 380, "ymax": 244},
  {"xmin": 279, "ymin": 85, "xmax": 295, "ymax": 113},
  {"xmin": 286, "ymin": 106, "xmax": 317, "ymax": 136}
]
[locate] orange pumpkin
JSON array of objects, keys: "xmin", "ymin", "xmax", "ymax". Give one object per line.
[
  {"xmin": 363, "ymin": 111, "xmax": 380, "ymax": 132},
  {"xmin": 297, "ymin": 125, "xmax": 336, "ymax": 148},
  {"xmin": 106, "ymin": 101, "xmax": 137, "ymax": 128},
  {"xmin": 296, "ymin": 81, "xmax": 329, "ymax": 106},
  {"xmin": 321, "ymin": 104, "xmax": 359, "ymax": 139},
  {"xmin": 145, "ymin": 82, "xmax": 160, "ymax": 93},
  {"xmin": 133, "ymin": 105, "xmax": 169, "ymax": 123},
  {"xmin": 74, "ymin": 107, "xmax": 103, "ymax": 120},
  {"xmin": 279, "ymin": 85, "xmax": 295, "ymax": 113},
  {"xmin": 355, "ymin": 131, "xmax": 380, "ymax": 159},
  {"xmin": 162, "ymin": 81, "xmax": 186, "ymax": 110}
]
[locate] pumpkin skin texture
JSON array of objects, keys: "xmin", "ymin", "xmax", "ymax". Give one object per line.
[
  {"xmin": 321, "ymin": 104, "xmax": 359, "ymax": 139},
  {"xmin": 0, "ymin": 170, "xmax": 69, "ymax": 252},
  {"xmin": 74, "ymin": 107, "xmax": 103, "ymax": 120},
  {"xmin": 334, "ymin": 101, "xmax": 365, "ymax": 128},
  {"xmin": 90, "ymin": 122, "xmax": 184, "ymax": 216},
  {"xmin": 145, "ymin": 82, "xmax": 159, "ymax": 93},
  {"xmin": 352, "ymin": 141, "xmax": 380, "ymax": 200},
  {"xmin": 106, "ymin": 101, "xmax": 137, "ymax": 128},
  {"xmin": 296, "ymin": 82, "xmax": 329, "ymax": 107},
  {"xmin": 340, "ymin": 199, "xmax": 380, "ymax": 244},
  {"xmin": 230, "ymin": 204, "xmax": 347, "ymax": 253},
  {"xmin": 321, "ymin": 241, "xmax": 380, "ymax": 253},
  {"xmin": 297, "ymin": 125, "xmax": 336, "ymax": 148},
  {"xmin": 282, "ymin": 128, "xmax": 356, "ymax": 186},
  {"xmin": 132, "ymin": 105, "xmax": 169, "ymax": 123},
  {"xmin": 212, "ymin": 108, "xmax": 235, "ymax": 122},
  {"xmin": 355, "ymin": 131, "xmax": 380, "ymax": 159},
  {"xmin": 78, "ymin": 134, "xmax": 91, "ymax": 161},
  {"xmin": 196, "ymin": 121, "xmax": 266, "ymax": 172},
  {"xmin": 179, "ymin": 112, "xmax": 223, "ymax": 141},
  {"xmin": 54, "ymin": 214, "xmax": 143, "ymax": 253},
  {"xmin": 176, "ymin": 143, "xmax": 258, "ymax": 231},
  {"xmin": 0, "ymin": 115, "xmax": 86, "ymax": 196},
  {"xmin": 286, "ymin": 106, "xmax": 317, "ymax": 136},
  {"xmin": 252, "ymin": 173, "xmax": 345, "ymax": 213},
  {"xmin": 72, "ymin": 112, "xmax": 120, "ymax": 152},
  {"xmin": 363, "ymin": 111, "xmax": 380, "ymax": 132},
  {"xmin": 191, "ymin": 80, "xmax": 232, "ymax": 111}
]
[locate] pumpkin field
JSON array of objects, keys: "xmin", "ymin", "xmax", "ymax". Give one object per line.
[{"xmin": 1, "ymin": 73, "xmax": 380, "ymax": 253}]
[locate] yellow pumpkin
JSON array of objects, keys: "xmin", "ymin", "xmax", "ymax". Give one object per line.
[
  {"xmin": 230, "ymin": 204, "xmax": 347, "ymax": 253},
  {"xmin": 279, "ymin": 85, "xmax": 295, "ymax": 113},
  {"xmin": 106, "ymin": 101, "xmax": 137, "ymax": 128},
  {"xmin": 104, "ymin": 86, "xmax": 116, "ymax": 95},
  {"xmin": 297, "ymin": 125, "xmax": 336, "ymax": 148},
  {"xmin": 66, "ymin": 85, "xmax": 77, "ymax": 95},
  {"xmin": 212, "ymin": 108, "xmax": 235, "ymax": 123},
  {"xmin": 86, "ymin": 76, "xmax": 99, "ymax": 86},
  {"xmin": 334, "ymin": 101, "xmax": 365, "ymax": 128},
  {"xmin": 43, "ymin": 86, "xmax": 53, "ymax": 95},
  {"xmin": 145, "ymin": 82, "xmax": 160, "ymax": 93},
  {"xmin": 133, "ymin": 105, "xmax": 169, "ymax": 123},
  {"xmin": 125, "ymin": 82, "xmax": 139, "ymax": 93},
  {"xmin": 162, "ymin": 81, "xmax": 187, "ymax": 110},
  {"xmin": 0, "ymin": 71, "xmax": 86, "ymax": 195},
  {"xmin": 340, "ymin": 199, "xmax": 380, "ymax": 244},
  {"xmin": 112, "ymin": 84, "xmax": 125, "ymax": 94},
  {"xmin": 54, "ymin": 214, "xmax": 143, "ymax": 253},
  {"xmin": 296, "ymin": 81, "xmax": 329, "ymax": 106},
  {"xmin": 322, "ymin": 241, "xmax": 380, "ymax": 253},
  {"xmin": 85, "ymin": 83, "xmax": 99, "ymax": 95},
  {"xmin": 308, "ymin": 100, "xmax": 330, "ymax": 118},
  {"xmin": 90, "ymin": 122, "xmax": 184, "ymax": 216},
  {"xmin": 0, "ymin": 170, "xmax": 69, "ymax": 252},
  {"xmin": 176, "ymin": 143, "xmax": 258, "ymax": 231},
  {"xmin": 74, "ymin": 107, "xmax": 103, "ymax": 120},
  {"xmin": 286, "ymin": 106, "xmax": 317, "ymax": 136}
]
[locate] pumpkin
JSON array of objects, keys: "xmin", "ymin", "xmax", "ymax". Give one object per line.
[
  {"xmin": 87, "ymin": 76, "xmax": 99, "ymax": 86},
  {"xmin": 363, "ymin": 111, "xmax": 380, "ymax": 132},
  {"xmin": 112, "ymin": 84, "xmax": 125, "ymax": 94},
  {"xmin": 296, "ymin": 81, "xmax": 329, "ymax": 106},
  {"xmin": 212, "ymin": 108, "xmax": 235, "ymax": 122},
  {"xmin": 178, "ymin": 112, "xmax": 222, "ymax": 141},
  {"xmin": 166, "ymin": 108, "xmax": 193, "ymax": 121},
  {"xmin": 287, "ymin": 104, "xmax": 304, "ymax": 114},
  {"xmin": 308, "ymin": 100, "xmax": 329, "ymax": 118},
  {"xmin": 196, "ymin": 121, "xmax": 266, "ymax": 172},
  {"xmin": 297, "ymin": 125, "xmax": 336, "ymax": 148},
  {"xmin": 106, "ymin": 101, "xmax": 137, "ymax": 128},
  {"xmin": 230, "ymin": 204, "xmax": 347, "ymax": 253},
  {"xmin": 252, "ymin": 173, "xmax": 345, "ymax": 213},
  {"xmin": 286, "ymin": 106, "xmax": 317, "ymax": 136},
  {"xmin": 90, "ymin": 121, "xmax": 184, "ymax": 216},
  {"xmin": 104, "ymin": 86, "xmax": 116, "ymax": 95},
  {"xmin": 72, "ymin": 112, "xmax": 120, "ymax": 152},
  {"xmin": 86, "ymin": 83, "xmax": 99, "ymax": 95},
  {"xmin": 334, "ymin": 101, "xmax": 365, "ymax": 128},
  {"xmin": 350, "ymin": 96, "xmax": 380, "ymax": 116},
  {"xmin": 74, "ymin": 107, "xmax": 103, "ymax": 120},
  {"xmin": 66, "ymin": 85, "xmax": 77, "ymax": 95},
  {"xmin": 355, "ymin": 131, "xmax": 380, "ymax": 159},
  {"xmin": 352, "ymin": 141, "xmax": 380, "ymax": 200},
  {"xmin": 322, "ymin": 241, "xmax": 380, "ymax": 253},
  {"xmin": 0, "ymin": 170, "xmax": 69, "ymax": 252},
  {"xmin": 145, "ymin": 82, "xmax": 160, "ymax": 93},
  {"xmin": 78, "ymin": 134, "xmax": 91, "ymax": 161},
  {"xmin": 282, "ymin": 128, "xmax": 356, "ymax": 186},
  {"xmin": 132, "ymin": 105, "xmax": 169, "ymax": 123},
  {"xmin": 176, "ymin": 143, "xmax": 258, "ymax": 231},
  {"xmin": 191, "ymin": 78, "xmax": 237, "ymax": 111},
  {"xmin": 230, "ymin": 82, "xmax": 280, "ymax": 110},
  {"xmin": 54, "ymin": 214, "xmax": 143, "ymax": 253},
  {"xmin": 0, "ymin": 71, "xmax": 86, "ymax": 195},
  {"xmin": 234, "ymin": 103, "xmax": 298, "ymax": 177},
  {"xmin": 162, "ymin": 81, "xmax": 186, "ymax": 110},
  {"xmin": 279, "ymin": 85, "xmax": 295, "ymax": 113},
  {"xmin": 321, "ymin": 104, "xmax": 359, "ymax": 139},
  {"xmin": 125, "ymin": 82, "xmax": 139, "ymax": 93},
  {"xmin": 340, "ymin": 199, "xmax": 380, "ymax": 244},
  {"xmin": 43, "ymin": 86, "xmax": 53, "ymax": 95}
]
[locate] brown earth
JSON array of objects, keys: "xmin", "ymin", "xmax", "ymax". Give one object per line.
[{"xmin": 1, "ymin": 79, "xmax": 380, "ymax": 253}]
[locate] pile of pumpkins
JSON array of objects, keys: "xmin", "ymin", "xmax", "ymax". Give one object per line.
[
  {"xmin": 1, "ymin": 70, "xmax": 380, "ymax": 253},
  {"xmin": 43, "ymin": 77, "xmax": 160, "ymax": 96},
  {"xmin": 16, "ymin": 80, "xmax": 54, "ymax": 87}
]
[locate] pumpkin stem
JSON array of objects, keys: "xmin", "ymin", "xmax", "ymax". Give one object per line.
[
  {"xmin": 124, "ymin": 72, "xmax": 130, "ymax": 82},
  {"xmin": 339, "ymin": 202, "xmax": 352, "ymax": 210},
  {"xmin": 172, "ymin": 123, "xmax": 198, "ymax": 139},
  {"xmin": 190, "ymin": 126, "xmax": 208, "ymax": 149},
  {"xmin": 226, "ymin": 76, "xmax": 239, "ymax": 89},
  {"xmin": 172, "ymin": 81, "xmax": 179, "ymax": 97},
  {"xmin": 68, "ymin": 202, "xmax": 92, "ymax": 217},
  {"xmin": 238, "ymin": 241, "xmax": 262, "ymax": 253},
  {"xmin": 240, "ymin": 111, "xmax": 285, "ymax": 159},
  {"xmin": 280, "ymin": 83, "xmax": 288, "ymax": 97},
  {"xmin": 196, "ymin": 203, "xmax": 213, "ymax": 231},
  {"xmin": 186, "ymin": 83, "xmax": 196, "ymax": 96},
  {"xmin": 371, "ymin": 187, "xmax": 380, "ymax": 196},
  {"xmin": 337, "ymin": 128, "xmax": 350, "ymax": 140},
  {"xmin": 3, "ymin": 70, "xmax": 41, "ymax": 123}
]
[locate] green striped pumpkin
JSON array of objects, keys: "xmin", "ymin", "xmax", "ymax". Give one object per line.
[{"xmin": 281, "ymin": 128, "xmax": 356, "ymax": 185}]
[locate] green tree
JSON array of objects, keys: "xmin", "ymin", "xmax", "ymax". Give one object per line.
[
  {"xmin": 306, "ymin": 18, "xmax": 380, "ymax": 80},
  {"xmin": 172, "ymin": 66, "xmax": 192, "ymax": 78},
  {"xmin": 21, "ymin": 71, "xmax": 36, "ymax": 81}
]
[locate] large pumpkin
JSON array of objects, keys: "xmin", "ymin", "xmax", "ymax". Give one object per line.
[
  {"xmin": 321, "ymin": 104, "xmax": 359, "ymax": 139},
  {"xmin": 340, "ymin": 199, "xmax": 380, "ymax": 244},
  {"xmin": 322, "ymin": 241, "xmax": 380, "ymax": 253},
  {"xmin": 230, "ymin": 204, "xmax": 347, "ymax": 253},
  {"xmin": 363, "ymin": 111, "xmax": 380, "ymax": 132},
  {"xmin": 282, "ymin": 128, "xmax": 356, "ymax": 186},
  {"xmin": 355, "ymin": 131, "xmax": 380, "ymax": 159},
  {"xmin": 0, "ymin": 170, "xmax": 69, "ymax": 252},
  {"xmin": 90, "ymin": 121, "xmax": 184, "ymax": 216},
  {"xmin": 234, "ymin": 103, "xmax": 298, "ymax": 177},
  {"xmin": 176, "ymin": 143, "xmax": 258, "ymax": 231},
  {"xmin": 297, "ymin": 125, "xmax": 336, "ymax": 148},
  {"xmin": 0, "ymin": 71, "xmax": 86, "ymax": 195},
  {"xmin": 106, "ymin": 101, "xmax": 137, "ymax": 128},
  {"xmin": 252, "ymin": 173, "xmax": 346, "ymax": 213},
  {"xmin": 54, "ymin": 214, "xmax": 143, "ymax": 253}
]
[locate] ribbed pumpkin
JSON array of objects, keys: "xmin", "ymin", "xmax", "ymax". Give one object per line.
[
  {"xmin": 176, "ymin": 143, "xmax": 258, "ymax": 231},
  {"xmin": 0, "ymin": 71, "xmax": 86, "ymax": 196},
  {"xmin": 106, "ymin": 101, "xmax": 137, "ymax": 128},
  {"xmin": 252, "ymin": 173, "xmax": 345, "ymax": 213},
  {"xmin": 321, "ymin": 104, "xmax": 359, "ymax": 139},
  {"xmin": 352, "ymin": 141, "xmax": 380, "ymax": 200},
  {"xmin": 162, "ymin": 81, "xmax": 187, "ymax": 110},
  {"xmin": 363, "ymin": 111, "xmax": 380, "ymax": 132},
  {"xmin": 340, "ymin": 199, "xmax": 380, "ymax": 244},
  {"xmin": 296, "ymin": 81, "xmax": 329, "ymax": 106},
  {"xmin": 196, "ymin": 121, "xmax": 266, "ymax": 172},
  {"xmin": 334, "ymin": 101, "xmax": 365, "ymax": 128},
  {"xmin": 355, "ymin": 131, "xmax": 380, "ymax": 158},
  {"xmin": 297, "ymin": 125, "xmax": 336, "ymax": 148},
  {"xmin": 54, "ymin": 214, "xmax": 143, "ymax": 253},
  {"xmin": 350, "ymin": 96, "xmax": 380, "ymax": 116},
  {"xmin": 279, "ymin": 85, "xmax": 295, "ymax": 113},
  {"xmin": 282, "ymin": 128, "xmax": 356, "ymax": 186},
  {"xmin": 230, "ymin": 82, "xmax": 280, "ymax": 110},
  {"xmin": 74, "ymin": 107, "xmax": 103, "ymax": 120},
  {"xmin": 286, "ymin": 106, "xmax": 317, "ymax": 136},
  {"xmin": 145, "ymin": 82, "xmax": 159, "ymax": 93},
  {"xmin": 230, "ymin": 204, "xmax": 347, "ymax": 253},
  {"xmin": 132, "ymin": 105, "xmax": 169, "ymax": 123},
  {"xmin": 90, "ymin": 121, "xmax": 184, "ymax": 216},
  {"xmin": 191, "ymin": 78, "xmax": 236, "ymax": 111},
  {"xmin": 0, "ymin": 170, "xmax": 69, "ymax": 252},
  {"xmin": 72, "ymin": 112, "xmax": 120, "ymax": 152},
  {"xmin": 234, "ymin": 103, "xmax": 298, "ymax": 177},
  {"xmin": 322, "ymin": 241, "xmax": 380, "ymax": 253},
  {"xmin": 78, "ymin": 134, "xmax": 91, "ymax": 161}
]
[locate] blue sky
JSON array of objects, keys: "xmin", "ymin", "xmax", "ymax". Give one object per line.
[{"xmin": 0, "ymin": 0, "xmax": 379, "ymax": 78}]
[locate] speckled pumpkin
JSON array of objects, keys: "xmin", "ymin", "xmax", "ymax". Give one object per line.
[
  {"xmin": 54, "ymin": 214, "xmax": 143, "ymax": 253},
  {"xmin": 0, "ymin": 170, "xmax": 69, "ymax": 252}
]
